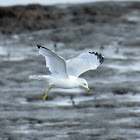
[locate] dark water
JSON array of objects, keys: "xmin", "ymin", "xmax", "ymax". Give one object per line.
[{"xmin": 0, "ymin": 2, "xmax": 140, "ymax": 140}]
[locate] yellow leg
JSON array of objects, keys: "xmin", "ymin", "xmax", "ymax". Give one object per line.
[
  {"xmin": 42, "ymin": 85, "xmax": 49, "ymax": 98},
  {"xmin": 42, "ymin": 87, "xmax": 52, "ymax": 102}
]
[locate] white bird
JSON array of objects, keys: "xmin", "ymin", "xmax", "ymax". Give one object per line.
[{"xmin": 29, "ymin": 45, "xmax": 104, "ymax": 102}]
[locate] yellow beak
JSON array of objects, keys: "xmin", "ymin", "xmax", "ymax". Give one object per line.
[{"xmin": 86, "ymin": 87, "xmax": 90, "ymax": 93}]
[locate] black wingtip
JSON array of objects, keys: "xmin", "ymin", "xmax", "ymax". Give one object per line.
[
  {"xmin": 37, "ymin": 45, "xmax": 49, "ymax": 51},
  {"xmin": 98, "ymin": 53, "xmax": 104, "ymax": 64},
  {"xmin": 37, "ymin": 45, "xmax": 41, "ymax": 49},
  {"xmin": 89, "ymin": 51, "xmax": 104, "ymax": 64}
]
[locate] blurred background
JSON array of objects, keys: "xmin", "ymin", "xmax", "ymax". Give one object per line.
[{"xmin": 0, "ymin": 0, "xmax": 140, "ymax": 140}]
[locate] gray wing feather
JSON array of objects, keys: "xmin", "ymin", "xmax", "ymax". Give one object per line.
[
  {"xmin": 66, "ymin": 52, "xmax": 104, "ymax": 77},
  {"xmin": 37, "ymin": 45, "xmax": 68, "ymax": 78}
]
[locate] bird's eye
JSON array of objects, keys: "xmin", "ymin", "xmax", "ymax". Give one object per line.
[{"xmin": 84, "ymin": 83, "xmax": 86, "ymax": 85}]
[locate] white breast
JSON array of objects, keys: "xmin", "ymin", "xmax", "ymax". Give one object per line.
[{"xmin": 49, "ymin": 76, "xmax": 80, "ymax": 89}]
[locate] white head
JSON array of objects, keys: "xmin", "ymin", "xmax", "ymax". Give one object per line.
[{"xmin": 78, "ymin": 78, "xmax": 90, "ymax": 93}]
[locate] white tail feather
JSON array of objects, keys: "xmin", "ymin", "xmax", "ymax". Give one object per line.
[{"xmin": 29, "ymin": 75, "xmax": 49, "ymax": 80}]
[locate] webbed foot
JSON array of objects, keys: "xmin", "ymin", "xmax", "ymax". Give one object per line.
[{"xmin": 42, "ymin": 87, "xmax": 52, "ymax": 102}]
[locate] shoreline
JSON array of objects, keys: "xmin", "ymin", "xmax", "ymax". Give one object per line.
[
  {"xmin": 0, "ymin": 0, "xmax": 138, "ymax": 7},
  {"xmin": 0, "ymin": 1, "xmax": 140, "ymax": 34}
]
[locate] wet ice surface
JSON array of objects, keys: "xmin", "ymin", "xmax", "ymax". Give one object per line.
[{"xmin": 1, "ymin": 4, "xmax": 140, "ymax": 140}]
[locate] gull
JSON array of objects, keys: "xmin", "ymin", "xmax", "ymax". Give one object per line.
[{"xmin": 29, "ymin": 45, "xmax": 104, "ymax": 102}]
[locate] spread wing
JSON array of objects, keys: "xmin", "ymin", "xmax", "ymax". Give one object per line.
[
  {"xmin": 66, "ymin": 52, "xmax": 104, "ymax": 77},
  {"xmin": 37, "ymin": 45, "xmax": 68, "ymax": 78}
]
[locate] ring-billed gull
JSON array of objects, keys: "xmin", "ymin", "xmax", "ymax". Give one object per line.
[{"xmin": 29, "ymin": 45, "xmax": 104, "ymax": 102}]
